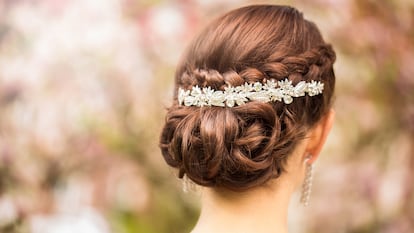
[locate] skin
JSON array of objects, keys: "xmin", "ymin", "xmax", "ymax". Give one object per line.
[{"xmin": 191, "ymin": 109, "xmax": 335, "ymax": 233}]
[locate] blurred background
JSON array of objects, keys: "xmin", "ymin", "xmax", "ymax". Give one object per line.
[{"xmin": 0, "ymin": 0, "xmax": 413, "ymax": 232}]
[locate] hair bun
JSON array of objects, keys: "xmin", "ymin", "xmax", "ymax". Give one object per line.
[{"xmin": 160, "ymin": 102, "xmax": 304, "ymax": 191}]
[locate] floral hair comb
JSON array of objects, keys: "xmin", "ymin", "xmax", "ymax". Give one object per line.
[{"xmin": 178, "ymin": 78, "xmax": 324, "ymax": 107}]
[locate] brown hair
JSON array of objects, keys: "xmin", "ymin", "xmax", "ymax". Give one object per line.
[{"xmin": 159, "ymin": 5, "xmax": 336, "ymax": 191}]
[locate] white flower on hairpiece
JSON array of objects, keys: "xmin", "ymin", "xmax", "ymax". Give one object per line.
[
  {"xmin": 211, "ymin": 90, "xmax": 226, "ymax": 107},
  {"xmin": 178, "ymin": 78, "xmax": 324, "ymax": 107},
  {"xmin": 223, "ymin": 86, "xmax": 237, "ymax": 107},
  {"xmin": 277, "ymin": 79, "xmax": 293, "ymax": 89},
  {"xmin": 202, "ymin": 86, "xmax": 214, "ymax": 99},
  {"xmin": 253, "ymin": 82, "xmax": 263, "ymax": 92},
  {"xmin": 268, "ymin": 88, "xmax": 284, "ymax": 102},
  {"xmin": 178, "ymin": 89, "xmax": 190, "ymax": 106},
  {"xmin": 264, "ymin": 79, "xmax": 277, "ymax": 89},
  {"xmin": 276, "ymin": 79, "xmax": 296, "ymax": 104},
  {"xmin": 307, "ymin": 80, "xmax": 324, "ymax": 96}
]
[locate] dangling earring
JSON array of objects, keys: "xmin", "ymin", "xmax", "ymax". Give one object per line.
[
  {"xmin": 182, "ymin": 174, "xmax": 196, "ymax": 193},
  {"xmin": 300, "ymin": 157, "xmax": 314, "ymax": 206}
]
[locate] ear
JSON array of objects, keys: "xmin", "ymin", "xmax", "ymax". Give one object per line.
[{"xmin": 305, "ymin": 109, "xmax": 335, "ymax": 164}]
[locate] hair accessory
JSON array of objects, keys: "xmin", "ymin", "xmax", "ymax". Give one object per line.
[
  {"xmin": 178, "ymin": 79, "xmax": 324, "ymax": 107},
  {"xmin": 300, "ymin": 159, "xmax": 314, "ymax": 207}
]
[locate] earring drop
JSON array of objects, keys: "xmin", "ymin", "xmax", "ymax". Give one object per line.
[
  {"xmin": 300, "ymin": 158, "xmax": 314, "ymax": 206},
  {"xmin": 182, "ymin": 174, "xmax": 196, "ymax": 193}
]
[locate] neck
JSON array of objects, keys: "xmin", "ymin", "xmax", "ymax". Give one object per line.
[{"xmin": 191, "ymin": 178, "xmax": 295, "ymax": 233}]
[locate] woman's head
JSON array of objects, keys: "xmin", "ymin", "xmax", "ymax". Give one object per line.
[{"xmin": 160, "ymin": 5, "xmax": 336, "ymax": 191}]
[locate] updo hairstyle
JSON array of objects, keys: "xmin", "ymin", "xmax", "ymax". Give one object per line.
[{"xmin": 159, "ymin": 5, "xmax": 336, "ymax": 191}]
